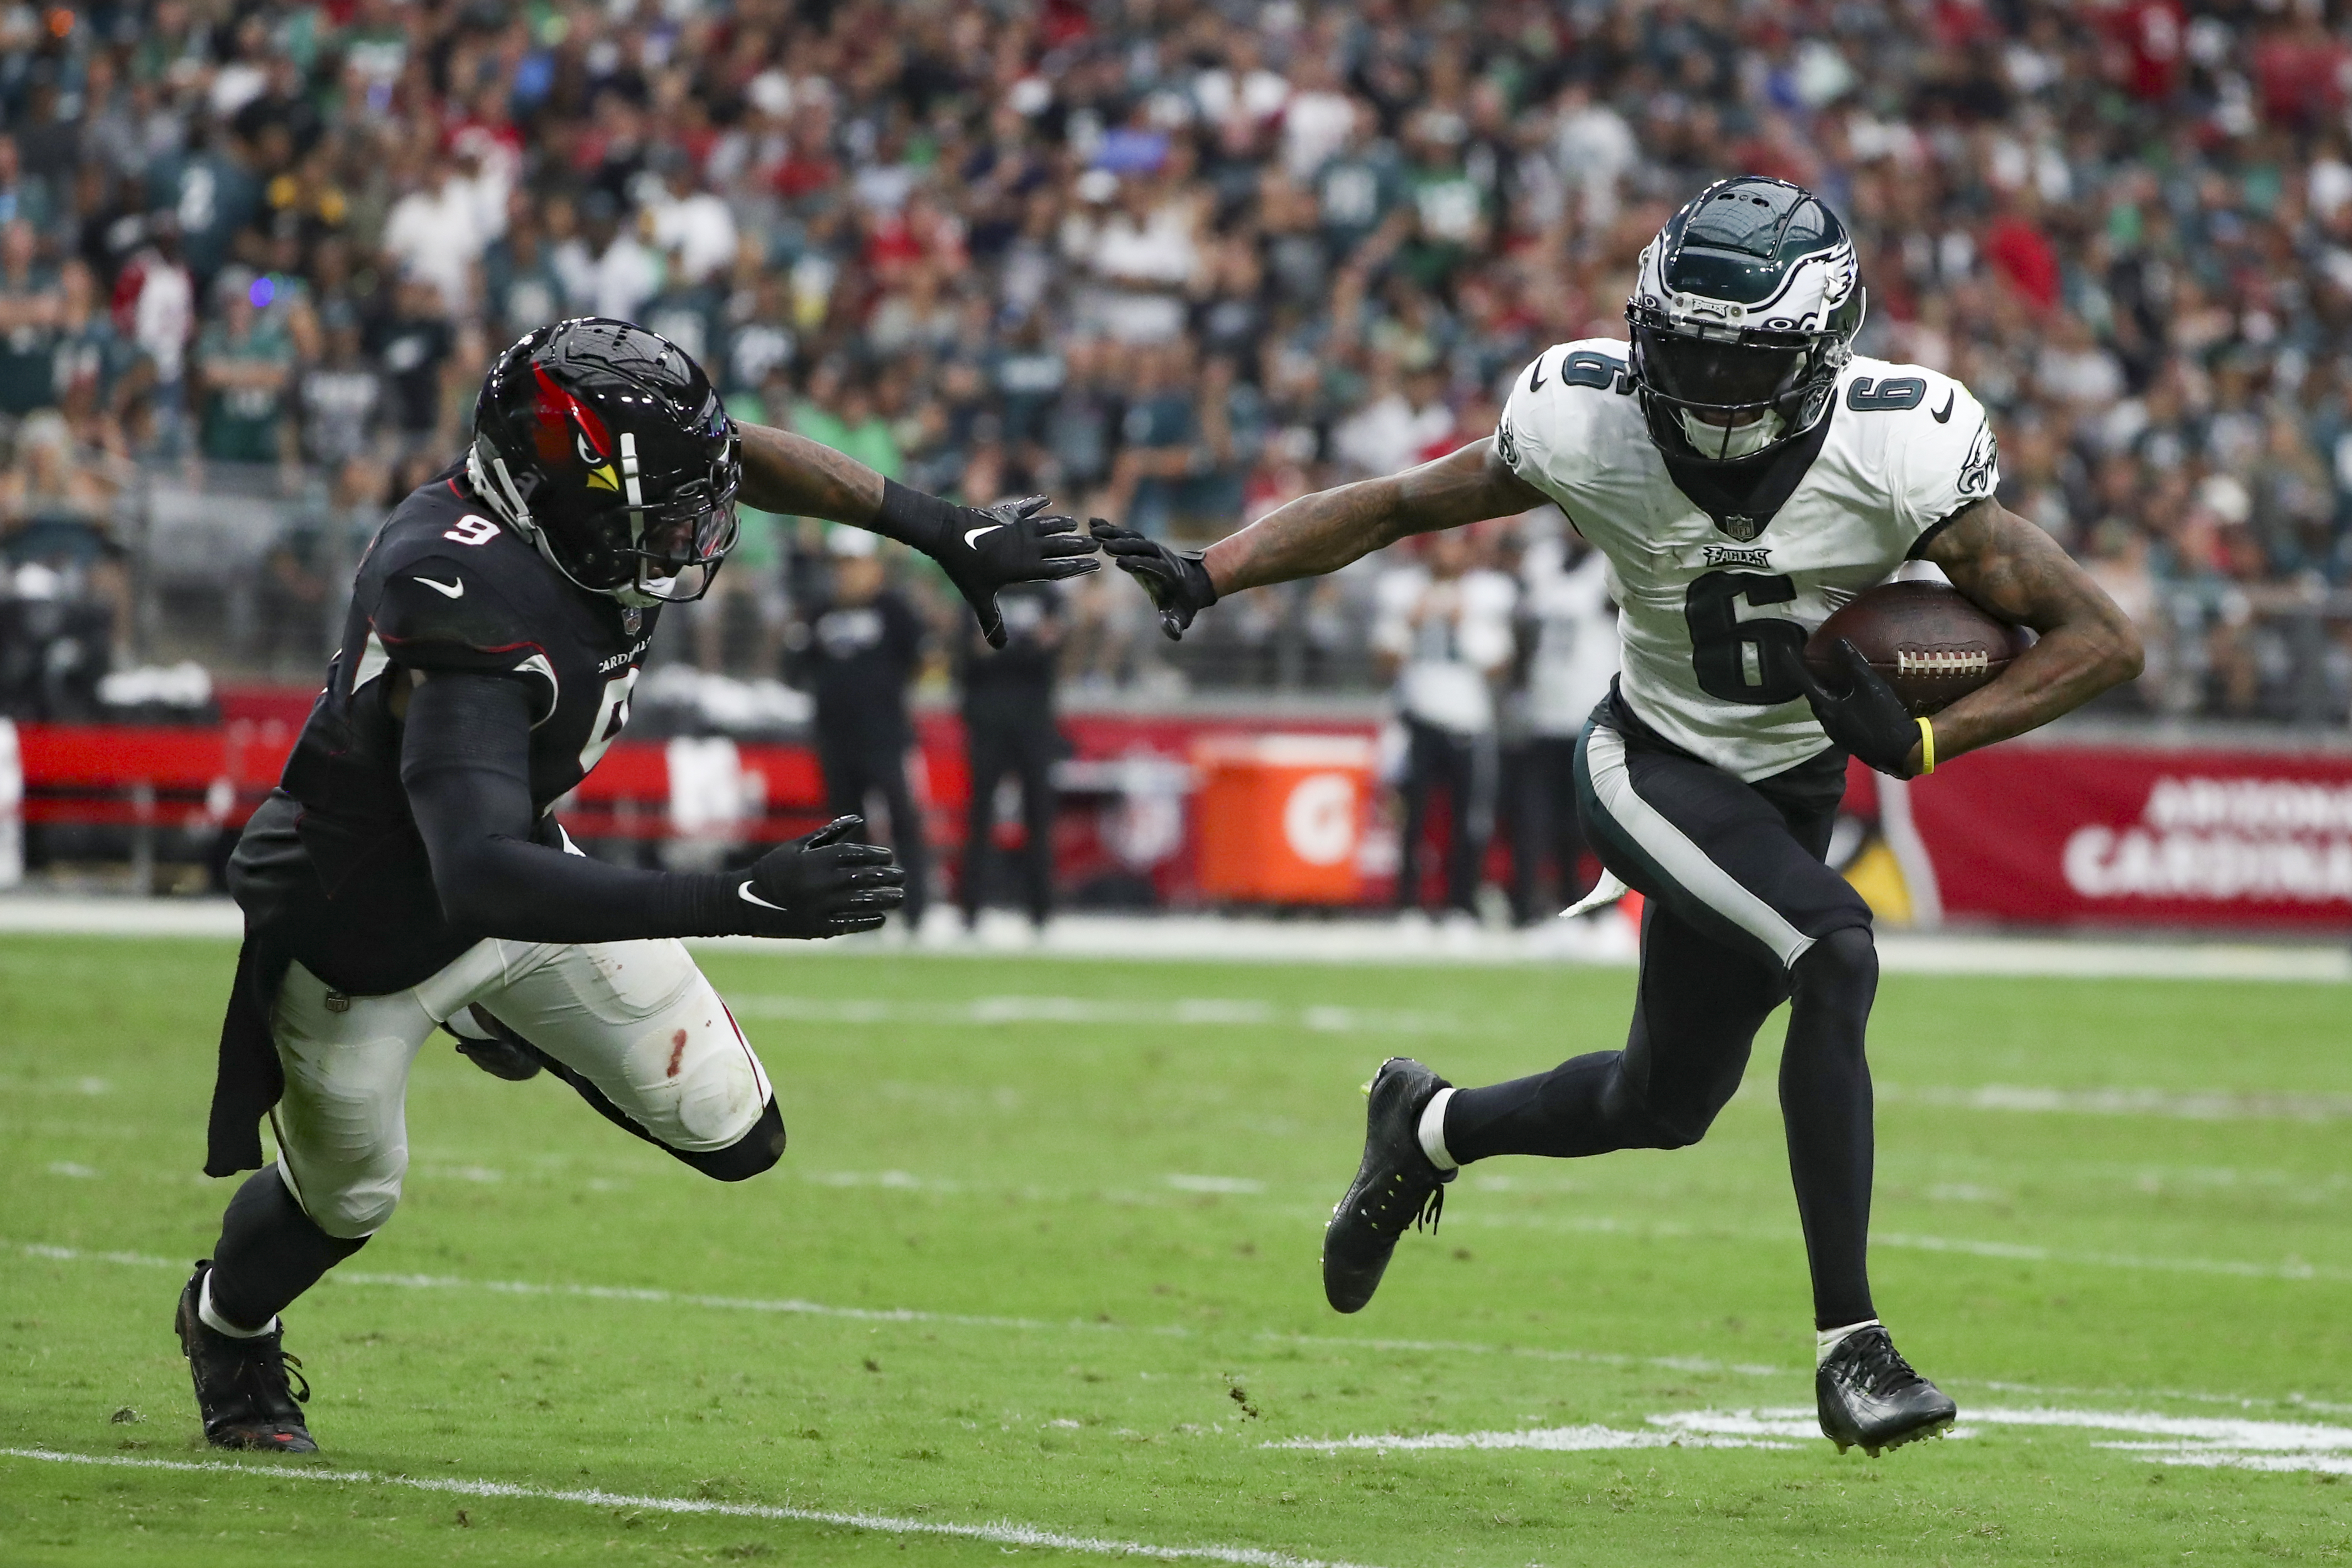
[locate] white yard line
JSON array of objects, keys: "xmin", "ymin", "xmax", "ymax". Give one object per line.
[
  {"xmin": 1277, "ymin": 1406, "xmax": 2352, "ymax": 1476},
  {"xmin": 1878, "ymin": 1082, "xmax": 2352, "ymax": 1123},
  {"xmin": 20, "ymin": 1239, "xmax": 2346, "ymax": 1414},
  {"xmin": 0, "ymin": 1448, "xmax": 1380, "ymax": 1568},
  {"xmin": 5, "ymin": 896, "xmax": 2347, "ymax": 982}
]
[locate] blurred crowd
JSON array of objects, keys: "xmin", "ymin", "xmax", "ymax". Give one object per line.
[{"xmin": 5, "ymin": 0, "xmax": 2352, "ymax": 720}]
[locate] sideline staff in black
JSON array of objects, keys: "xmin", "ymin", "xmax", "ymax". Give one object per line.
[
  {"xmin": 790, "ymin": 527, "xmax": 932, "ymax": 927},
  {"xmin": 957, "ymin": 580, "xmax": 1063, "ymax": 931}
]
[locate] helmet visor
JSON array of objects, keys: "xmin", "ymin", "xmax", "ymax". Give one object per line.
[{"xmin": 1631, "ymin": 319, "xmax": 1815, "ymax": 417}]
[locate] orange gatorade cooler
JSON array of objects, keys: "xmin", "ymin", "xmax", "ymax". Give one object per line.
[{"xmin": 1193, "ymin": 733, "xmax": 1375, "ymax": 904}]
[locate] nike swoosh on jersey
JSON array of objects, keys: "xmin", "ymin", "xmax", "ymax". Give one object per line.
[
  {"xmin": 413, "ymin": 575, "xmax": 465, "ymax": 598},
  {"xmin": 738, "ymin": 882, "xmax": 788, "ymax": 911},
  {"xmin": 1931, "ymin": 392, "xmax": 1956, "ymax": 424},
  {"xmin": 1528, "ymin": 353, "xmax": 1548, "ymax": 393},
  {"xmin": 963, "ymin": 523, "xmax": 1006, "ymax": 549}
]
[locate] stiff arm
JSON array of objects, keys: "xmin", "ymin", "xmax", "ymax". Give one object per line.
[
  {"xmin": 1912, "ymin": 497, "xmax": 2144, "ymax": 770},
  {"xmin": 1203, "ymin": 438, "xmax": 1544, "ymax": 595}
]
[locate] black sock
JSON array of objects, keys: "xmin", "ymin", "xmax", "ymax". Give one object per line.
[
  {"xmin": 208, "ymin": 1163, "xmax": 368, "ymax": 1329},
  {"xmin": 1781, "ymin": 927, "xmax": 1878, "ymax": 1330}
]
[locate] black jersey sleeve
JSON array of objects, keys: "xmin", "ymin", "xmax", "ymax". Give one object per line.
[
  {"xmin": 371, "ymin": 555, "xmax": 562, "ymax": 718},
  {"xmin": 400, "ymin": 672, "xmax": 740, "ymax": 942}
]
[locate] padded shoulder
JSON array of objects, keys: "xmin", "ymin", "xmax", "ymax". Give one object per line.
[
  {"xmin": 1835, "ymin": 358, "xmax": 1999, "ymax": 539},
  {"xmin": 363, "ymin": 547, "xmax": 561, "ymax": 721},
  {"xmin": 1495, "ymin": 338, "xmax": 1643, "ymax": 501}
]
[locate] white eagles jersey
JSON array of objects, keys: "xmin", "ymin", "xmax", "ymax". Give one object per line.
[{"xmin": 1495, "ymin": 338, "xmax": 1998, "ymax": 782}]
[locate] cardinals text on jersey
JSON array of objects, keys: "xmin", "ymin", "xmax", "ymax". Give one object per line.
[{"xmin": 1495, "ymin": 339, "xmax": 1997, "ymax": 782}]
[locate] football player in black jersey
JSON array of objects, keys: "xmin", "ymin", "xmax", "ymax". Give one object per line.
[{"xmin": 176, "ymin": 318, "xmax": 1100, "ymax": 1454}]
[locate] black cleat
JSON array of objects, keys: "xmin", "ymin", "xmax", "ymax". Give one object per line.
[
  {"xmin": 1816, "ymin": 1324, "xmax": 1956, "ymax": 1456},
  {"xmin": 448, "ymin": 1006, "xmax": 544, "ymax": 1081},
  {"xmin": 174, "ymin": 1262, "xmax": 318, "ymax": 1454},
  {"xmin": 1321, "ymin": 1057, "xmax": 1454, "ymax": 1313}
]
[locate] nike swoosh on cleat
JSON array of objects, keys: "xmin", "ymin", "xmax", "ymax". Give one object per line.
[
  {"xmin": 963, "ymin": 524, "xmax": 1006, "ymax": 549},
  {"xmin": 414, "ymin": 575, "xmax": 465, "ymax": 598},
  {"xmin": 1931, "ymin": 392, "xmax": 1956, "ymax": 423},
  {"xmin": 738, "ymin": 882, "xmax": 788, "ymax": 911}
]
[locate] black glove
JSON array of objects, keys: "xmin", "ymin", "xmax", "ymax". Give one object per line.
[
  {"xmin": 871, "ymin": 480, "xmax": 1099, "ymax": 649},
  {"xmin": 1784, "ymin": 640, "xmax": 1922, "ymax": 778},
  {"xmin": 733, "ymin": 816, "xmax": 906, "ymax": 938},
  {"xmin": 1090, "ymin": 519, "xmax": 1217, "ymax": 640}
]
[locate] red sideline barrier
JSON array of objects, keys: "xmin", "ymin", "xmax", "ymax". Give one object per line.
[
  {"xmin": 15, "ymin": 709, "xmax": 1382, "ymax": 906},
  {"xmin": 1908, "ymin": 742, "xmax": 2352, "ymax": 930}
]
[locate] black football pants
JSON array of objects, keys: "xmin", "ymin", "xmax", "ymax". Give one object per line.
[
  {"xmin": 1442, "ymin": 708, "xmax": 1881, "ymax": 1330},
  {"xmin": 960, "ymin": 715, "xmax": 1058, "ymax": 925},
  {"xmin": 820, "ymin": 737, "xmax": 929, "ymax": 924}
]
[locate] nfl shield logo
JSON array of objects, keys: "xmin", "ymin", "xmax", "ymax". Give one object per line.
[
  {"xmin": 622, "ymin": 607, "xmax": 643, "ymax": 637},
  {"xmin": 1716, "ymin": 513, "xmax": 1767, "ymax": 542}
]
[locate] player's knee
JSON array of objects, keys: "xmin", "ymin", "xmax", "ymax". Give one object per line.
[
  {"xmin": 674, "ymin": 1098, "xmax": 786, "ymax": 1183},
  {"xmin": 1600, "ymin": 1073, "xmax": 1713, "ymax": 1150},
  {"xmin": 299, "ymin": 1170, "xmax": 402, "ymax": 1239},
  {"xmin": 1795, "ymin": 924, "xmax": 1877, "ymax": 997}
]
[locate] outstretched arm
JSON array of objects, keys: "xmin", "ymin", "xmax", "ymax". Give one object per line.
[
  {"xmin": 1096, "ymin": 438, "xmax": 1547, "ymax": 638},
  {"xmin": 733, "ymin": 422, "xmax": 1098, "ymax": 648},
  {"xmin": 1208, "ymin": 438, "xmax": 1547, "ymax": 594},
  {"xmin": 1913, "ymin": 497, "xmax": 2144, "ymax": 769}
]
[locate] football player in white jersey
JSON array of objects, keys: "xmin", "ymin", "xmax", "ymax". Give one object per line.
[{"xmin": 1093, "ymin": 176, "xmax": 2142, "ymax": 1456}]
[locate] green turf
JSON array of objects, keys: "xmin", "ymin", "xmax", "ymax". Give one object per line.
[{"xmin": 3, "ymin": 933, "xmax": 2350, "ymax": 1566}]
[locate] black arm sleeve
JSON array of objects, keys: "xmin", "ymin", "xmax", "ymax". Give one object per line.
[{"xmin": 400, "ymin": 672, "xmax": 738, "ymax": 942}]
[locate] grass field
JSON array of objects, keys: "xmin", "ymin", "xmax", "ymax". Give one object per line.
[{"xmin": 3, "ymin": 932, "xmax": 2350, "ymax": 1566}]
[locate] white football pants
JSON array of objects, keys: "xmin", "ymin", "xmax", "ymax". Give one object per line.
[{"xmin": 267, "ymin": 938, "xmax": 772, "ymax": 1239}]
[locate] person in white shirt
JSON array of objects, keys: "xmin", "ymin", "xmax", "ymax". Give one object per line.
[
  {"xmin": 1503, "ymin": 515, "xmax": 1617, "ymax": 921},
  {"xmin": 645, "ymin": 150, "xmax": 738, "ymax": 289},
  {"xmin": 1370, "ymin": 527, "xmax": 1515, "ymax": 918}
]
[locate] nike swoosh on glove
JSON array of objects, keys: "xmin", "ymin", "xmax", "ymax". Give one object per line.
[
  {"xmin": 1783, "ymin": 640, "xmax": 1921, "ymax": 778},
  {"xmin": 735, "ymin": 815, "xmax": 907, "ymax": 938},
  {"xmin": 873, "ymin": 480, "xmax": 1100, "ymax": 649},
  {"xmin": 1090, "ymin": 519, "xmax": 1217, "ymax": 640}
]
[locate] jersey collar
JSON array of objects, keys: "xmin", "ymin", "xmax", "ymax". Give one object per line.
[{"xmin": 1658, "ymin": 395, "xmax": 1839, "ymax": 543}]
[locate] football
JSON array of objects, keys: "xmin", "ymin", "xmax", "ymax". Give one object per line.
[{"xmin": 1805, "ymin": 579, "xmax": 2031, "ymax": 716}]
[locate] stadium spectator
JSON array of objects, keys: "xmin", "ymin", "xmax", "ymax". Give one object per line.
[
  {"xmin": 1373, "ymin": 529, "xmax": 1515, "ymax": 924},
  {"xmin": 10, "ymin": 0, "xmax": 2352, "ymax": 724}
]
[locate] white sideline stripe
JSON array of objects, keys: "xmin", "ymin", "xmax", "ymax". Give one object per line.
[
  {"xmin": 0, "ymin": 1449, "xmax": 1379, "ymax": 1568},
  {"xmin": 730, "ymin": 993, "xmax": 1459, "ymax": 1035},
  {"xmin": 1279, "ymin": 1406, "xmax": 2352, "ymax": 1475},
  {"xmin": 1879, "ymin": 1082, "xmax": 2352, "ymax": 1123},
  {"xmin": 7, "ymin": 894, "xmax": 2345, "ymax": 982},
  {"xmin": 1580, "ymin": 726, "xmax": 1814, "ymax": 968}
]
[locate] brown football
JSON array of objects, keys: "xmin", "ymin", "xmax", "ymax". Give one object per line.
[{"xmin": 1805, "ymin": 580, "xmax": 2031, "ymax": 716}]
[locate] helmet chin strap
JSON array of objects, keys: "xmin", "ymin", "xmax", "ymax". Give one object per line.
[{"xmin": 1678, "ymin": 407, "xmax": 1786, "ymax": 460}]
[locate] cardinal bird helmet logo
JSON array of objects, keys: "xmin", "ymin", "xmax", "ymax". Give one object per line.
[{"xmin": 531, "ymin": 363, "xmax": 622, "ymax": 494}]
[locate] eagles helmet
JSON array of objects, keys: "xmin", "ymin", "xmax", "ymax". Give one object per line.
[
  {"xmin": 1626, "ymin": 176, "xmax": 1865, "ymax": 465},
  {"xmin": 467, "ymin": 318, "xmax": 741, "ymax": 606}
]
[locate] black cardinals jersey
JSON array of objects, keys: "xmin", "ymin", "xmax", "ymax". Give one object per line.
[{"xmin": 230, "ymin": 463, "xmax": 661, "ymax": 994}]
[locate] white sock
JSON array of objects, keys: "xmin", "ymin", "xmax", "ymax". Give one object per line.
[
  {"xmin": 198, "ymin": 1271, "xmax": 278, "ymax": 1340},
  {"xmin": 1417, "ymin": 1087, "xmax": 1459, "ymax": 1173},
  {"xmin": 1815, "ymin": 1318, "xmax": 1881, "ymax": 1365}
]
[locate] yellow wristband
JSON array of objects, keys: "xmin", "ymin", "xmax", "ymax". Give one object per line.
[{"xmin": 1915, "ymin": 717, "xmax": 1936, "ymax": 776}]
